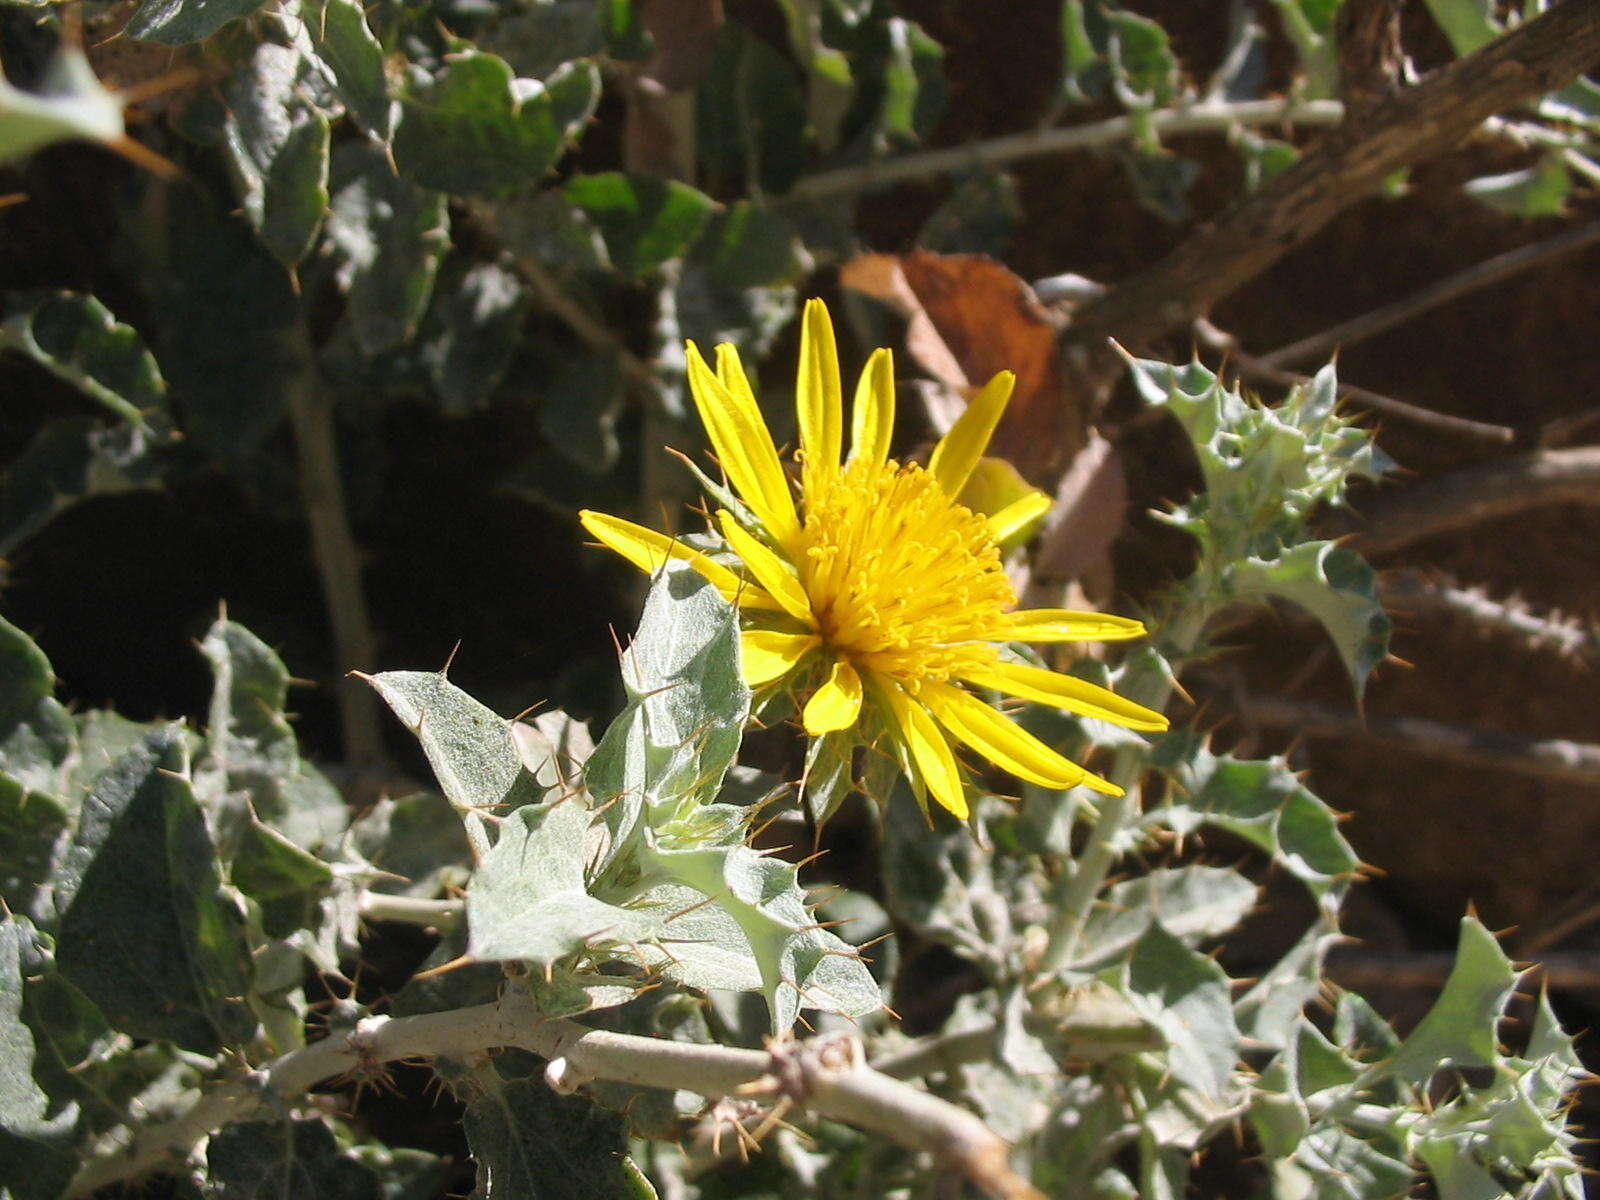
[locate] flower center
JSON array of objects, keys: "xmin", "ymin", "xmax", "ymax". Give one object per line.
[{"xmin": 798, "ymin": 458, "xmax": 1013, "ymax": 687}]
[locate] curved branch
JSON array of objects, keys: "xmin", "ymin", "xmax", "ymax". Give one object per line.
[
  {"xmin": 1068, "ymin": 0, "xmax": 1600, "ymax": 353},
  {"xmin": 1326, "ymin": 446, "xmax": 1600, "ymax": 557},
  {"xmin": 67, "ymin": 988, "xmax": 1043, "ymax": 1200}
]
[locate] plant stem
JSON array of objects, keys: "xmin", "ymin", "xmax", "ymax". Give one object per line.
[
  {"xmin": 1039, "ymin": 604, "xmax": 1208, "ymax": 974},
  {"xmin": 65, "ymin": 987, "xmax": 1043, "ymax": 1200},
  {"xmin": 357, "ymin": 892, "xmax": 463, "ymax": 932},
  {"xmin": 283, "ymin": 324, "xmax": 384, "ymax": 768},
  {"xmin": 782, "ymin": 99, "xmax": 1345, "ymax": 203}
]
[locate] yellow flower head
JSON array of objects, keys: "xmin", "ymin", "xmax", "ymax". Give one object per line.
[{"xmin": 580, "ymin": 299, "xmax": 1167, "ymax": 819}]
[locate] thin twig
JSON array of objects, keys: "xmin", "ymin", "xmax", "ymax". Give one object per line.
[
  {"xmin": 1325, "ymin": 445, "xmax": 1600, "ymax": 558},
  {"xmin": 66, "ymin": 988, "xmax": 1042, "ymax": 1200},
  {"xmin": 1232, "ymin": 694, "xmax": 1600, "ymax": 790},
  {"xmin": 283, "ymin": 324, "xmax": 384, "ymax": 768},
  {"xmin": 1067, "ymin": 1, "xmax": 1600, "ymax": 354},
  {"xmin": 1258, "ymin": 218, "xmax": 1600, "ymax": 370},
  {"xmin": 1193, "ymin": 319, "xmax": 1515, "ymax": 444},
  {"xmin": 781, "ymin": 99, "xmax": 1345, "ymax": 204},
  {"xmin": 1381, "ymin": 568, "xmax": 1600, "ymax": 663},
  {"xmin": 1326, "ymin": 948, "xmax": 1600, "ymax": 992}
]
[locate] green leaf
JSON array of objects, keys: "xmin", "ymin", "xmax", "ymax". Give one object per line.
[
  {"xmin": 462, "ymin": 1052, "xmax": 652, "ymax": 1200},
  {"xmin": 126, "ymin": 0, "xmax": 264, "ymax": 43},
  {"xmin": 699, "ymin": 202, "xmax": 805, "ymax": 291},
  {"xmin": 1463, "ymin": 153, "xmax": 1571, "ymax": 219},
  {"xmin": 0, "ymin": 614, "xmax": 76, "ymax": 798},
  {"xmin": 536, "ymin": 350, "xmax": 624, "ymax": 472},
  {"xmin": 1106, "ymin": 8, "xmax": 1177, "ymax": 106},
  {"xmin": 917, "ymin": 171, "xmax": 1019, "ymax": 256},
  {"xmin": 1116, "ymin": 146, "xmax": 1200, "ymax": 223},
  {"xmin": 480, "ymin": 0, "xmax": 605, "ymax": 80},
  {"xmin": 231, "ymin": 818, "xmax": 334, "ymax": 938},
  {"xmin": 423, "ymin": 261, "xmax": 529, "ymax": 415},
  {"xmin": 55, "ymin": 727, "xmax": 256, "ymax": 1054},
  {"xmin": 0, "ymin": 917, "xmax": 78, "ymax": 1200},
  {"xmin": 1421, "ymin": 0, "xmax": 1498, "ymax": 56},
  {"xmin": 347, "ymin": 791, "xmax": 472, "ymax": 899},
  {"xmin": 871, "ymin": 17, "xmax": 946, "ymax": 145},
  {"xmin": 365, "ymin": 669, "xmax": 543, "ymax": 826},
  {"xmin": 1074, "ymin": 866, "xmax": 1257, "ymax": 970},
  {"xmin": 142, "ymin": 184, "xmax": 299, "ymax": 460},
  {"xmin": 697, "ymin": 23, "xmax": 808, "ymax": 195},
  {"xmin": 586, "ymin": 564, "xmax": 749, "ymax": 856},
  {"xmin": 492, "ymin": 190, "xmax": 610, "ymax": 273},
  {"xmin": 0, "ymin": 778, "xmax": 69, "ymax": 921},
  {"xmin": 0, "ymin": 417, "xmax": 167, "ymax": 559},
  {"xmin": 198, "ymin": 618, "xmax": 346, "ymax": 853},
  {"xmin": 1229, "ymin": 541, "xmax": 1390, "ymax": 694},
  {"xmin": 307, "ymin": 0, "xmax": 393, "ymax": 140},
  {"xmin": 1, "ymin": 291, "xmax": 169, "ymax": 427},
  {"xmin": 207, "ymin": 1115, "xmax": 382, "ymax": 1199},
  {"xmin": 466, "ymin": 800, "xmax": 658, "ymax": 966},
  {"xmin": 564, "ymin": 173, "xmax": 715, "ymax": 279},
  {"xmin": 1365, "ymin": 916, "xmax": 1519, "ymax": 1088},
  {"xmin": 327, "ymin": 143, "xmax": 450, "ymax": 355},
  {"xmin": 0, "ymin": 45, "xmax": 124, "ymax": 164},
  {"xmin": 221, "ymin": 38, "xmax": 334, "ymax": 267},
  {"xmin": 1122, "ymin": 922, "xmax": 1239, "ymax": 1101},
  {"xmin": 394, "ymin": 54, "xmax": 597, "ymax": 195}
]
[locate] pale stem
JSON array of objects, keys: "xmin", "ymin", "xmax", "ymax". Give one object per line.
[
  {"xmin": 1039, "ymin": 604, "xmax": 1208, "ymax": 974},
  {"xmin": 357, "ymin": 892, "xmax": 463, "ymax": 932},
  {"xmin": 282, "ymin": 323, "xmax": 384, "ymax": 768},
  {"xmin": 65, "ymin": 987, "xmax": 1043, "ymax": 1200},
  {"xmin": 783, "ymin": 99, "xmax": 1345, "ymax": 203}
]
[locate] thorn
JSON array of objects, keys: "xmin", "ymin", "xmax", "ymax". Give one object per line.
[{"xmin": 410, "ymin": 954, "xmax": 473, "ymax": 981}]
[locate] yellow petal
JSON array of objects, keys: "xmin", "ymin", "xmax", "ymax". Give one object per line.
[
  {"xmin": 847, "ymin": 347, "xmax": 895, "ymax": 472},
  {"xmin": 921, "ymin": 681, "xmax": 1122, "ymax": 796},
  {"xmin": 987, "ymin": 489, "xmax": 1052, "ymax": 543},
  {"xmin": 579, "ymin": 510, "xmax": 782, "ymax": 612},
  {"xmin": 878, "ymin": 680, "xmax": 968, "ymax": 819},
  {"xmin": 998, "ymin": 609, "xmax": 1148, "ymax": 643},
  {"xmin": 803, "ymin": 658, "xmax": 863, "ymax": 734},
  {"xmin": 685, "ymin": 342, "xmax": 801, "ymax": 548},
  {"xmin": 959, "ymin": 659, "xmax": 1169, "ymax": 732},
  {"xmin": 741, "ymin": 629, "xmax": 817, "ymax": 686},
  {"xmin": 796, "ymin": 298, "xmax": 843, "ymax": 490},
  {"xmin": 715, "ymin": 510, "xmax": 817, "ymax": 628},
  {"xmin": 928, "ymin": 370, "xmax": 1015, "ymax": 497}
]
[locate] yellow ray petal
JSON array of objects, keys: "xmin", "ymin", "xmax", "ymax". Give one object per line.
[
  {"xmin": 928, "ymin": 370, "xmax": 1015, "ymax": 498},
  {"xmin": 580, "ymin": 510, "xmax": 783, "ymax": 612},
  {"xmin": 878, "ymin": 679, "xmax": 967, "ymax": 819},
  {"xmin": 921, "ymin": 681, "xmax": 1122, "ymax": 796},
  {"xmin": 741, "ymin": 629, "xmax": 818, "ymax": 686},
  {"xmin": 959, "ymin": 659, "xmax": 1169, "ymax": 732},
  {"xmin": 987, "ymin": 488, "xmax": 1052, "ymax": 543},
  {"xmin": 803, "ymin": 658, "xmax": 863, "ymax": 734},
  {"xmin": 684, "ymin": 342, "xmax": 801, "ymax": 548},
  {"xmin": 715, "ymin": 510, "xmax": 817, "ymax": 627},
  {"xmin": 796, "ymin": 298, "xmax": 843, "ymax": 489},
  {"xmin": 998, "ymin": 609, "xmax": 1148, "ymax": 643},
  {"xmin": 847, "ymin": 347, "xmax": 895, "ymax": 472}
]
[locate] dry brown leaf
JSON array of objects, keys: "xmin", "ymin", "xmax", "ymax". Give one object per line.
[{"xmin": 839, "ymin": 251, "xmax": 1088, "ymax": 482}]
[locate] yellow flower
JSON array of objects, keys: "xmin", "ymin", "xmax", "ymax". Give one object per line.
[{"xmin": 580, "ymin": 299, "xmax": 1167, "ymax": 819}]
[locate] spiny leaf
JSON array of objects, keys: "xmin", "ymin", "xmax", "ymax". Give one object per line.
[
  {"xmin": 466, "ymin": 801, "xmax": 658, "ymax": 966},
  {"xmin": 55, "ymin": 727, "xmax": 256, "ymax": 1054},
  {"xmin": 207, "ymin": 1115, "xmax": 382, "ymax": 1199},
  {"xmin": 1364, "ymin": 915, "xmax": 1519, "ymax": 1088},
  {"xmin": 0, "ymin": 45, "xmax": 124, "ymax": 164},
  {"xmin": 365, "ymin": 669, "xmax": 543, "ymax": 825},
  {"xmin": 0, "ymin": 615, "xmax": 75, "ymax": 798},
  {"xmin": 0, "ymin": 917, "xmax": 78, "ymax": 1200},
  {"xmin": 0, "ymin": 291, "xmax": 169, "ymax": 427}
]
